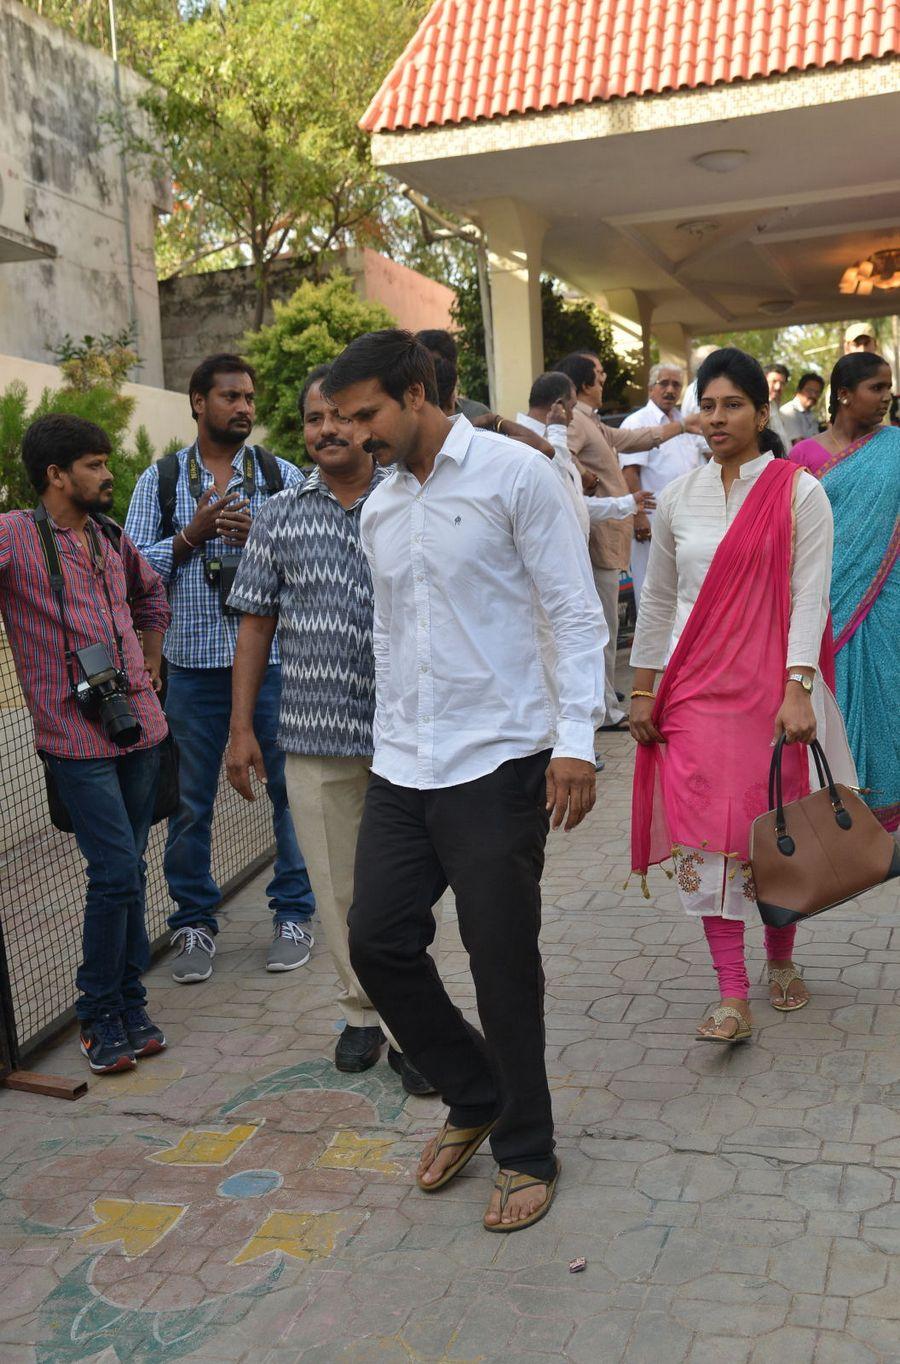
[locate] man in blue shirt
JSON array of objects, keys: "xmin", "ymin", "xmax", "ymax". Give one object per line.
[{"xmin": 125, "ymin": 354, "xmax": 315, "ymax": 981}]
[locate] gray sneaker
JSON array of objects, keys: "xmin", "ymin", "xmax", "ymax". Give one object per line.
[
  {"xmin": 266, "ymin": 922, "xmax": 314, "ymax": 972},
  {"xmin": 171, "ymin": 926, "xmax": 216, "ymax": 983}
]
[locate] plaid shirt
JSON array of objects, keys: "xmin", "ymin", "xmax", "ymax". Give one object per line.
[
  {"xmin": 0, "ymin": 510, "xmax": 170, "ymax": 759},
  {"xmin": 124, "ymin": 444, "xmax": 303, "ymax": 669},
  {"xmin": 227, "ymin": 466, "xmax": 386, "ymax": 756}
]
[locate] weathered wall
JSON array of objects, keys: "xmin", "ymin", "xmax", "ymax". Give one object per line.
[
  {"xmin": 0, "ymin": 353, "xmax": 192, "ymax": 453},
  {"xmin": 159, "ymin": 247, "xmax": 456, "ymax": 393},
  {"xmin": 0, "ymin": 0, "xmax": 169, "ymax": 385}
]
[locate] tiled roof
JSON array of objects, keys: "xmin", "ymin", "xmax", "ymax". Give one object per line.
[{"xmin": 361, "ymin": 0, "xmax": 900, "ymax": 132}]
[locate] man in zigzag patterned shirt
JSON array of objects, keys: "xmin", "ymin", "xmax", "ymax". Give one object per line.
[{"xmin": 225, "ymin": 364, "xmax": 437, "ymax": 1095}]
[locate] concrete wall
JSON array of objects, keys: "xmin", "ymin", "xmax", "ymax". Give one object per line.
[
  {"xmin": 0, "ymin": 353, "xmax": 191, "ymax": 453},
  {"xmin": 159, "ymin": 247, "xmax": 456, "ymax": 394},
  {"xmin": 0, "ymin": 0, "xmax": 169, "ymax": 386}
]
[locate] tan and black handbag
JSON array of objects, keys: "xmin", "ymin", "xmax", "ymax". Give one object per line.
[{"xmin": 750, "ymin": 736, "xmax": 899, "ymax": 928}]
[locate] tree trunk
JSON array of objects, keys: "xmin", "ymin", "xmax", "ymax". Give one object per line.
[{"xmin": 252, "ymin": 258, "xmax": 269, "ymax": 333}]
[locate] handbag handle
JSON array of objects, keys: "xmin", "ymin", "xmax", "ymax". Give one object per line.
[{"xmin": 767, "ymin": 735, "xmax": 852, "ymax": 857}]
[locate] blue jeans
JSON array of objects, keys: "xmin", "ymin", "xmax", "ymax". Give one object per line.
[
  {"xmin": 44, "ymin": 744, "xmax": 161, "ymax": 1023},
  {"xmin": 164, "ymin": 664, "xmax": 314, "ymax": 933}
]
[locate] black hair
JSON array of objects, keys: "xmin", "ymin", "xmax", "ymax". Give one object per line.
[
  {"xmin": 696, "ymin": 347, "xmax": 785, "ymax": 457},
  {"xmin": 765, "ymin": 362, "xmax": 790, "ymax": 382},
  {"xmin": 552, "ymin": 353, "xmax": 597, "ymax": 394},
  {"xmin": 529, "ymin": 371, "xmax": 575, "ymax": 408},
  {"xmin": 433, "ymin": 355, "xmax": 458, "ymax": 412},
  {"xmin": 188, "ymin": 353, "xmax": 256, "ymax": 420},
  {"xmin": 323, "ymin": 329, "xmax": 439, "ymax": 406},
  {"xmin": 827, "ymin": 351, "xmax": 889, "ymax": 420},
  {"xmin": 298, "ymin": 363, "xmax": 332, "ymax": 416},
  {"xmin": 22, "ymin": 413, "xmax": 112, "ymax": 493},
  {"xmin": 796, "ymin": 371, "xmax": 824, "ymax": 393},
  {"xmin": 415, "ymin": 328, "xmax": 457, "ymax": 363}
]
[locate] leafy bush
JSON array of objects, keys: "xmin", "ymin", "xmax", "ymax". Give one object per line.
[
  {"xmin": 0, "ymin": 381, "xmax": 153, "ymax": 525},
  {"xmin": 244, "ymin": 275, "xmax": 395, "ymax": 464},
  {"xmin": 452, "ymin": 270, "xmax": 638, "ymax": 410},
  {"xmin": 52, "ymin": 328, "xmax": 139, "ymax": 392}
]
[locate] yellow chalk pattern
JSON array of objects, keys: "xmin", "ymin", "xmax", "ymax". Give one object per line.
[
  {"xmin": 232, "ymin": 1210, "xmax": 342, "ymax": 1265},
  {"xmin": 149, "ymin": 1124, "xmax": 258, "ymax": 1167},
  {"xmin": 316, "ymin": 1129, "xmax": 402, "ymax": 1174},
  {"xmin": 80, "ymin": 1198, "xmax": 185, "ymax": 1257}
]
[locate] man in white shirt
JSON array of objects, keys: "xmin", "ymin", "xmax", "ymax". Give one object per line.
[
  {"xmin": 620, "ymin": 363, "xmax": 706, "ymax": 607},
  {"xmin": 780, "ymin": 372, "xmax": 825, "ymax": 447},
  {"xmin": 764, "ymin": 364, "xmax": 790, "ymax": 449},
  {"xmin": 516, "ymin": 371, "xmax": 654, "ymax": 540},
  {"xmin": 324, "ymin": 330, "xmax": 606, "ymax": 1233}
]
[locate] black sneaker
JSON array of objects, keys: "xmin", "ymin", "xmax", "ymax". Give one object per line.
[
  {"xmin": 122, "ymin": 1006, "xmax": 167, "ymax": 1058},
  {"xmin": 387, "ymin": 1046, "xmax": 438, "ymax": 1097},
  {"xmin": 79, "ymin": 1011, "xmax": 136, "ymax": 1074},
  {"xmin": 334, "ymin": 1025, "xmax": 384, "ymax": 1073}
]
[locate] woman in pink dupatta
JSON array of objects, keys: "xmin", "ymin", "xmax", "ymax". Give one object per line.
[{"xmin": 629, "ymin": 350, "xmax": 836, "ymax": 1044}]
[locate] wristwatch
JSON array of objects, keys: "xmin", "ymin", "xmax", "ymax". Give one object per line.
[{"xmin": 787, "ymin": 671, "xmax": 813, "ymax": 694}]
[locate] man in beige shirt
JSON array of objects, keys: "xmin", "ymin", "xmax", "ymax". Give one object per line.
[{"xmin": 553, "ymin": 352, "xmax": 697, "ymax": 728}]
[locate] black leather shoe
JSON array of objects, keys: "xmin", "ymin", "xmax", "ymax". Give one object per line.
[
  {"xmin": 334, "ymin": 1025, "xmax": 384, "ymax": 1073},
  {"xmin": 387, "ymin": 1046, "xmax": 438, "ymax": 1096}
]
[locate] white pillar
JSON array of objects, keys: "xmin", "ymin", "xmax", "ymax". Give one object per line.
[
  {"xmin": 477, "ymin": 198, "xmax": 546, "ymax": 417},
  {"xmin": 652, "ymin": 322, "xmax": 692, "ymax": 372}
]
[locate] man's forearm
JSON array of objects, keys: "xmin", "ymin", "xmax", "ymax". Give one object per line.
[
  {"xmin": 621, "ymin": 464, "xmax": 642, "ymax": 495},
  {"xmin": 231, "ymin": 614, "xmax": 277, "ymax": 733}
]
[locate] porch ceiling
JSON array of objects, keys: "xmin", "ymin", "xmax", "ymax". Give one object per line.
[{"xmin": 373, "ymin": 73, "xmax": 900, "ymax": 333}]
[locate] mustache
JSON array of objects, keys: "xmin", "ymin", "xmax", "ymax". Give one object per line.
[
  {"xmin": 315, "ymin": 435, "xmax": 350, "ymax": 451},
  {"xmin": 99, "ymin": 483, "xmax": 113, "ymax": 492},
  {"xmin": 362, "ymin": 438, "xmax": 389, "ymax": 455}
]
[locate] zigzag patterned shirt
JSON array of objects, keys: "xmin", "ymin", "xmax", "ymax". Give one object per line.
[{"xmin": 227, "ymin": 466, "xmax": 387, "ymax": 756}]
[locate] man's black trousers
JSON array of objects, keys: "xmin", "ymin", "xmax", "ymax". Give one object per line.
[{"xmin": 348, "ymin": 750, "xmax": 555, "ymax": 1181}]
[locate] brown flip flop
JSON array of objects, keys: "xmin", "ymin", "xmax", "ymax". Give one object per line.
[
  {"xmin": 416, "ymin": 1118, "xmax": 496, "ymax": 1192},
  {"xmin": 483, "ymin": 1161, "xmax": 561, "ymax": 1233}
]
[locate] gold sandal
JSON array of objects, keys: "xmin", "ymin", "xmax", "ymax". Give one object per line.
[
  {"xmin": 416, "ymin": 1118, "xmax": 496, "ymax": 1192},
  {"xmin": 768, "ymin": 965, "xmax": 809, "ymax": 1012},
  {"xmin": 483, "ymin": 1161, "xmax": 561, "ymax": 1233},
  {"xmin": 695, "ymin": 1004, "xmax": 752, "ymax": 1044}
]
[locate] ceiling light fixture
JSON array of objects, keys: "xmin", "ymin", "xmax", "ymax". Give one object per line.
[
  {"xmin": 676, "ymin": 219, "xmax": 719, "ymax": 238},
  {"xmin": 839, "ymin": 249, "xmax": 900, "ymax": 294},
  {"xmin": 758, "ymin": 299, "xmax": 794, "ymax": 315},
  {"xmin": 692, "ymin": 149, "xmax": 749, "ymax": 174}
]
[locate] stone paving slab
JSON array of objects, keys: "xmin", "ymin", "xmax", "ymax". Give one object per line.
[{"xmin": 1, "ymin": 710, "xmax": 899, "ymax": 1362}]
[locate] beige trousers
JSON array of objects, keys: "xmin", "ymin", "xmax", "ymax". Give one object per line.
[
  {"xmin": 284, "ymin": 753, "xmax": 384, "ymax": 1032},
  {"xmin": 592, "ymin": 566, "xmax": 624, "ymax": 725}
]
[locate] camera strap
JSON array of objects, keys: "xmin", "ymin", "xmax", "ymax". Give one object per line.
[
  {"xmin": 187, "ymin": 443, "xmax": 259, "ymax": 503},
  {"xmin": 32, "ymin": 505, "xmax": 128, "ymax": 689}
]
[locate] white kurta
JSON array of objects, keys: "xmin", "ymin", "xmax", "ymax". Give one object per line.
[{"xmin": 630, "ymin": 452, "xmax": 853, "ymax": 920}]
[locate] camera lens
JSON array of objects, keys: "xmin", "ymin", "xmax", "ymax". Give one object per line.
[{"xmin": 100, "ymin": 692, "xmax": 143, "ymax": 747}]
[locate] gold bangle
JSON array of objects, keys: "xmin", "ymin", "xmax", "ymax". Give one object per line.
[{"xmin": 630, "ymin": 690, "xmax": 656, "ymax": 699}]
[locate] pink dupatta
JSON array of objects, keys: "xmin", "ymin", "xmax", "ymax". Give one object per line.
[{"xmin": 631, "ymin": 459, "xmax": 827, "ymax": 876}]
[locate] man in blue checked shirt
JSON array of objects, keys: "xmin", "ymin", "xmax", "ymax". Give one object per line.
[{"xmin": 125, "ymin": 353, "xmax": 315, "ymax": 981}]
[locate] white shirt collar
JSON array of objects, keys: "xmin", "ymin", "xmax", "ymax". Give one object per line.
[
  {"xmin": 704, "ymin": 451, "xmax": 774, "ymax": 482},
  {"xmin": 516, "ymin": 412, "xmax": 548, "ymax": 435}
]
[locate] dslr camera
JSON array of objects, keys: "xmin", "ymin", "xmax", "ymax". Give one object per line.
[
  {"xmin": 73, "ymin": 644, "xmax": 143, "ymax": 747},
  {"xmin": 203, "ymin": 553, "xmax": 242, "ymax": 616}
]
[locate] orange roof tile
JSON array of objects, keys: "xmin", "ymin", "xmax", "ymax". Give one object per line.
[{"xmin": 361, "ymin": 0, "xmax": 900, "ymax": 132}]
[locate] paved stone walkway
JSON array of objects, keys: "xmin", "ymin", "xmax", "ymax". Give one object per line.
[{"xmin": 1, "ymin": 725, "xmax": 899, "ymax": 1363}]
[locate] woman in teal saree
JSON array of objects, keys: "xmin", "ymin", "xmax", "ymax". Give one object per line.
[{"xmin": 790, "ymin": 352, "xmax": 898, "ymax": 830}]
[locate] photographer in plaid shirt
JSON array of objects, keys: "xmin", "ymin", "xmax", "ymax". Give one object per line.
[
  {"xmin": 125, "ymin": 355, "xmax": 315, "ymax": 982},
  {"xmin": 0, "ymin": 415, "xmax": 170, "ymax": 1074}
]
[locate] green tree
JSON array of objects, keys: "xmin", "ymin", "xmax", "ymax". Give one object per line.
[
  {"xmin": 124, "ymin": 0, "xmax": 430, "ymax": 325},
  {"xmin": 452, "ymin": 272, "xmax": 638, "ymax": 409},
  {"xmin": 695, "ymin": 317, "xmax": 897, "ymax": 387},
  {"xmin": 244, "ymin": 274, "xmax": 394, "ymax": 464}
]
